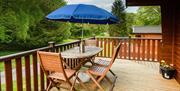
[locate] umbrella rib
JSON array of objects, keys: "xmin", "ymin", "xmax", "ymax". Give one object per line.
[{"xmin": 71, "ymin": 4, "xmax": 81, "ymax": 19}]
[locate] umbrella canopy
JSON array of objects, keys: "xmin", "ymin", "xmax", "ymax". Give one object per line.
[{"xmin": 46, "ymin": 4, "xmax": 119, "ymax": 24}]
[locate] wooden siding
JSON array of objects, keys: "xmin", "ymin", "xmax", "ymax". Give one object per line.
[
  {"xmin": 126, "ymin": 0, "xmax": 180, "ymax": 84},
  {"xmin": 174, "ymin": 4, "xmax": 180, "ymax": 84},
  {"xmin": 126, "ymin": 0, "xmax": 161, "ymax": 6},
  {"xmin": 135, "ymin": 34, "xmax": 162, "ymax": 39},
  {"xmin": 161, "ymin": 3, "xmax": 174, "ymax": 65}
]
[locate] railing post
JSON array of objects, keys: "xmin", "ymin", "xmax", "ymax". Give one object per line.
[
  {"xmin": 128, "ymin": 36, "xmax": 131, "ymax": 60},
  {"xmin": 48, "ymin": 41, "xmax": 55, "ymax": 52},
  {"xmin": 93, "ymin": 34, "xmax": 96, "ymax": 40}
]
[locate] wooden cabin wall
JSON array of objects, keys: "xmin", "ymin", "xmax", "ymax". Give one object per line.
[
  {"xmin": 160, "ymin": 2, "xmax": 174, "ymax": 65},
  {"xmin": 174, "ymin": 4, "xmax": 180, "ymax": 84},
  {"xmin": 126, "ymin": 0, "xmax": 180, "ymax": 84},
  {"xmin": 161, "ymin": 1, "xmax": 180, "ymax": 84}
]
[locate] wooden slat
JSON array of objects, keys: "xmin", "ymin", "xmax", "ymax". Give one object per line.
[
  {"xmin": 152, "ymin": 40, "xmax": 156, "ymax": 61},
  {"xmin": 33, "ymin": 54, "xmax": 38, "ymax": 91},
  {"xmin": 112, "ymin": 39, "xmax": 114, "ymax": 57},
  {"xmin": 147, "ymin": 39, "xmax": 150, "ymax": 61},
  {"xmin": 133, "ymin": 39, "xmax": 136, "ymax": 60},
  {"xmin": 96, "ymin": 38, "xmax": 99, "ymax": 47},
  {"xmin": 142, "ymin": 39, "xmax": 145, "ymax": 61},
  {"xmin": 155, "ymin": 40, "xmax": 158, "ymax": 61},
  {"xmin": 16, "ymin": 57, "xmax": 23, "ymax": 91},
  {"xmin": 64, "ymin": 46, "xmax": 66, "ymax": 51},
  {"xmin": 120, "ymin": 40, "xmax": 123, "ymax": 59},
  {"xmin": 137, "ymin": 39, "xmax": 141, "ymax": 60},
  {"xmin": 69, "ymin": 59, "xmax": 72, "ymax": 69},
  {"xmin": 56, "ymin": 47, "xmax": 59, "ymax": 53},
  {"xmin": 4, "ymin": 60, "xmax": 13, "ymax": 91},
  {"xmin": 108, "ymin": 38, "xmax": 110, "ymax": 57},
  {"xmin": 100, "ymin": 38, "xmax": 103, "ymax": 57},
  {"xmin": 124, "ymin": 39, "xmax": 127, "ymax": 59},
  {"xmin": 115, "ymin": 39, "xmax": 119, "ymax": 58},
  {"xmin": 104, "ymin": 38, "xmax": 107, "ymax": 57},
  {"xmin": 70, "ymin": 44, "xmax": 73, "ymax": 48},
  {"xmin": 72, "ymin": 59, "xmax": 75, "ymax": 68},
  {"xmin": 128, "ymin": 37, "xmax": 131, "ymax": 60},
  {"xmin": 96, "ymin": 38, "xmax": 100, "ymax": 56},
  {"xmin": 157, "ymin": 40, "xmax": 162, "ymax": 61},
  {"xmin": 25, "ymin": 55, "xmax": 31, "ymax": 91},
  {"xmin": 40, "ymin": 68, "xmax": 45, "ymax": 91},
  {"xmin": 60, "ymin": 46, "xmax": 63, "ymax": 52}
]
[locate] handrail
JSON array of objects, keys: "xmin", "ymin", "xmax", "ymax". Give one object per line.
[
  {"xmin": 0, "ymin": 40, "xmax": 81, "ymax": 61},
  {"xmin": 0, "ymin": 46, "xmax": 50, "ymax": 61},
  {"xmin": 96, "ymin": 37, "xmax": 162, "ymax": 40},
  {"xmin": 95, "ymin": 37, "xmax": 162, "ymax": 62}
]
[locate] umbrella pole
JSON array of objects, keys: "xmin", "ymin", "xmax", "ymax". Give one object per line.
[
  {"xmin": 81, "ymin": 19, "xmax": 84, "ymax": 39},
  {"xmin": 82, "ymin": 24, "xmax": 83, "ymax": 38},
  {"xmin": 80, "ymin": 21, "xmax": 85, "ymax": 53}
]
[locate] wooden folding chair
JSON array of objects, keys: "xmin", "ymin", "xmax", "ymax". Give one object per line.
[
  {"xmin": 94, "ymin": 42, "xmax": 122, "ymax": 76},
  {"xmin": 86, "ymin": 43, "xmax": 121, "ymax": 91},
  {"xmin": 37, "ymin": 51, "xmax": 87, "ymax": 91},
  {"xmin": 83, "ymin": 39, "xmax": 97, "ymax": 67}
]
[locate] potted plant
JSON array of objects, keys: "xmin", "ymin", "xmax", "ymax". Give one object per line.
[{"xmin": 160, "ymin": 60, "xmax": 176, "ymax": 79}]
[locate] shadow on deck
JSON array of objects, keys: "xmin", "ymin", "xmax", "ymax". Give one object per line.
[{"xmin": 51, "ymin": 57, "xmax": 180, "ymax": 91}]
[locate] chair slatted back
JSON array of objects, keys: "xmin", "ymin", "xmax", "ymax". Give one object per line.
[
  {"xmin": 110, "ymin": 42, "xmax": 122, "ymax": 64},
  {"xmin": 86, "ymin": 42, "xmax": 122, "ymax": 91},
  {"xmin": 101, "ymin": 42, "xmax": 122, "ymax": 76},
  {"xmin": 38, "ymin": 51, "xmax": 64, "ymax": 73}
]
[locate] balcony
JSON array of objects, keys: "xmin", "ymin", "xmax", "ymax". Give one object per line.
[{"xmin": 0, "ymin": 37, "xmax": 179, "ymax": 91}]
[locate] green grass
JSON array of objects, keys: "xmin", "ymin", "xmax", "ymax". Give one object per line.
[
  {"xmin": 1, "ymin": 74, "xmax": 47, "ymax": 91},
  {"xmin": 62, "ymin": 39, "xmax": 77, "ymax": 43},
  {"xmin": 0, "ymin": 50, "xmax": 20, "ymax": 57},
  {"xmin": 0, "ymin": 50, "xmax": 20, "ymax": 71}
]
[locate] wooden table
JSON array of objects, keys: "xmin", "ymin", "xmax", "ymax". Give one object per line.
[{"xmin": 61, "ymin": 46, "xmax": 103, "ymax": 70}]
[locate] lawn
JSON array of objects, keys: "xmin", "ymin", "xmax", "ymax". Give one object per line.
[{"xmin": 0, "ymin": 50, "xmax": 20, "ymax": 57}]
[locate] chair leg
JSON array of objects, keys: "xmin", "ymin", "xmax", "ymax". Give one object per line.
[
  {"xmin": 77, "ymin": 77, "xmax": 89, "ymax": 91},
  {"xmin": 70, "ymin": 72, "xmax": 79, "ymax": 91},
  {"xmin": 46, "ymin": 81, "xmax": 53, "ymax": 91},
  {"xmin": 109, "ymin": 69, "xmax": 116, "ymax": 76},
  {"xmin": 86, "ymin": 71, "xmax": 104, "ymax": 91},
  {"xmin": 67, "ymin": 80, "xmax": 76, "ymax": 91},
  {"xmin": 105, "ymin": 75, "xmax": 112, "ymax": 84}
]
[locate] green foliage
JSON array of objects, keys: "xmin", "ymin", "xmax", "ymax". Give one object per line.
[
  {"xmin": 0, "ymin": 0, "xmax": 109, "ymax": 50},
  {"xmin": 135, "ymin": 6, "xmax": 161, "ymax": 25},
  {"xmin": 69, "ymin": 23, "xmax": 109, "ymax": 38},
  {"xmin": 109, "ymin": 0, "xmax": 128, "ymax": 37},
  {"xmin": 0, "ymin": 0, "xmax": 67, "ymax": 50},
  {"xmin": 126, "ymin": 13, "xmax": 135, "ymax": 35}
]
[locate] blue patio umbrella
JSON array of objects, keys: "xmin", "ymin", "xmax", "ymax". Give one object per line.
[
  {"xmin": 46, "ymin": 4, "xmax": 119, "ymax": 24},
  {"xmin": 46, "ymin": 4, "xmax": 119, "ymax": 52}
]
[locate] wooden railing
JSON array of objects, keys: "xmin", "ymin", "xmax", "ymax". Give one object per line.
[
  {"xmin": 0, "ymin": 40, "xmax": 80, "ymax": 91},
  {"xmin": 0, "ymin": 37, "xmax": 162, "ymax": 91},
  {"xmin": 96, "ymin": 37, "xmax": 162, "ymax": 62}
]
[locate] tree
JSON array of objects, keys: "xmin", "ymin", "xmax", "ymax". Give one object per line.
[
  {"xmin": 109, "ymin": 0, "xmax": 128, "ymax": 37},
  {"xmin": 69, "ymin": 23, "xmax": 109, "ymax": 38},
  {"xmin": 0, "ymin": 0, "xmax": 68, "ymax": 50},
  {"xmin": 135, "ymin": 6, "xmax": 161, "ymax": 25},
  {"xmin": 0, "ymin": 0, "xmax": 109, "ymax": 50},
  {"xmin": 126, "ymin": 13, "xmax": 136, "ymax": 35}
]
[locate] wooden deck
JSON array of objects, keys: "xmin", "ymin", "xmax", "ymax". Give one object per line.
[{"xmin": 51, "ymin": 57, "xmax": 180, "ymax": 91}]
